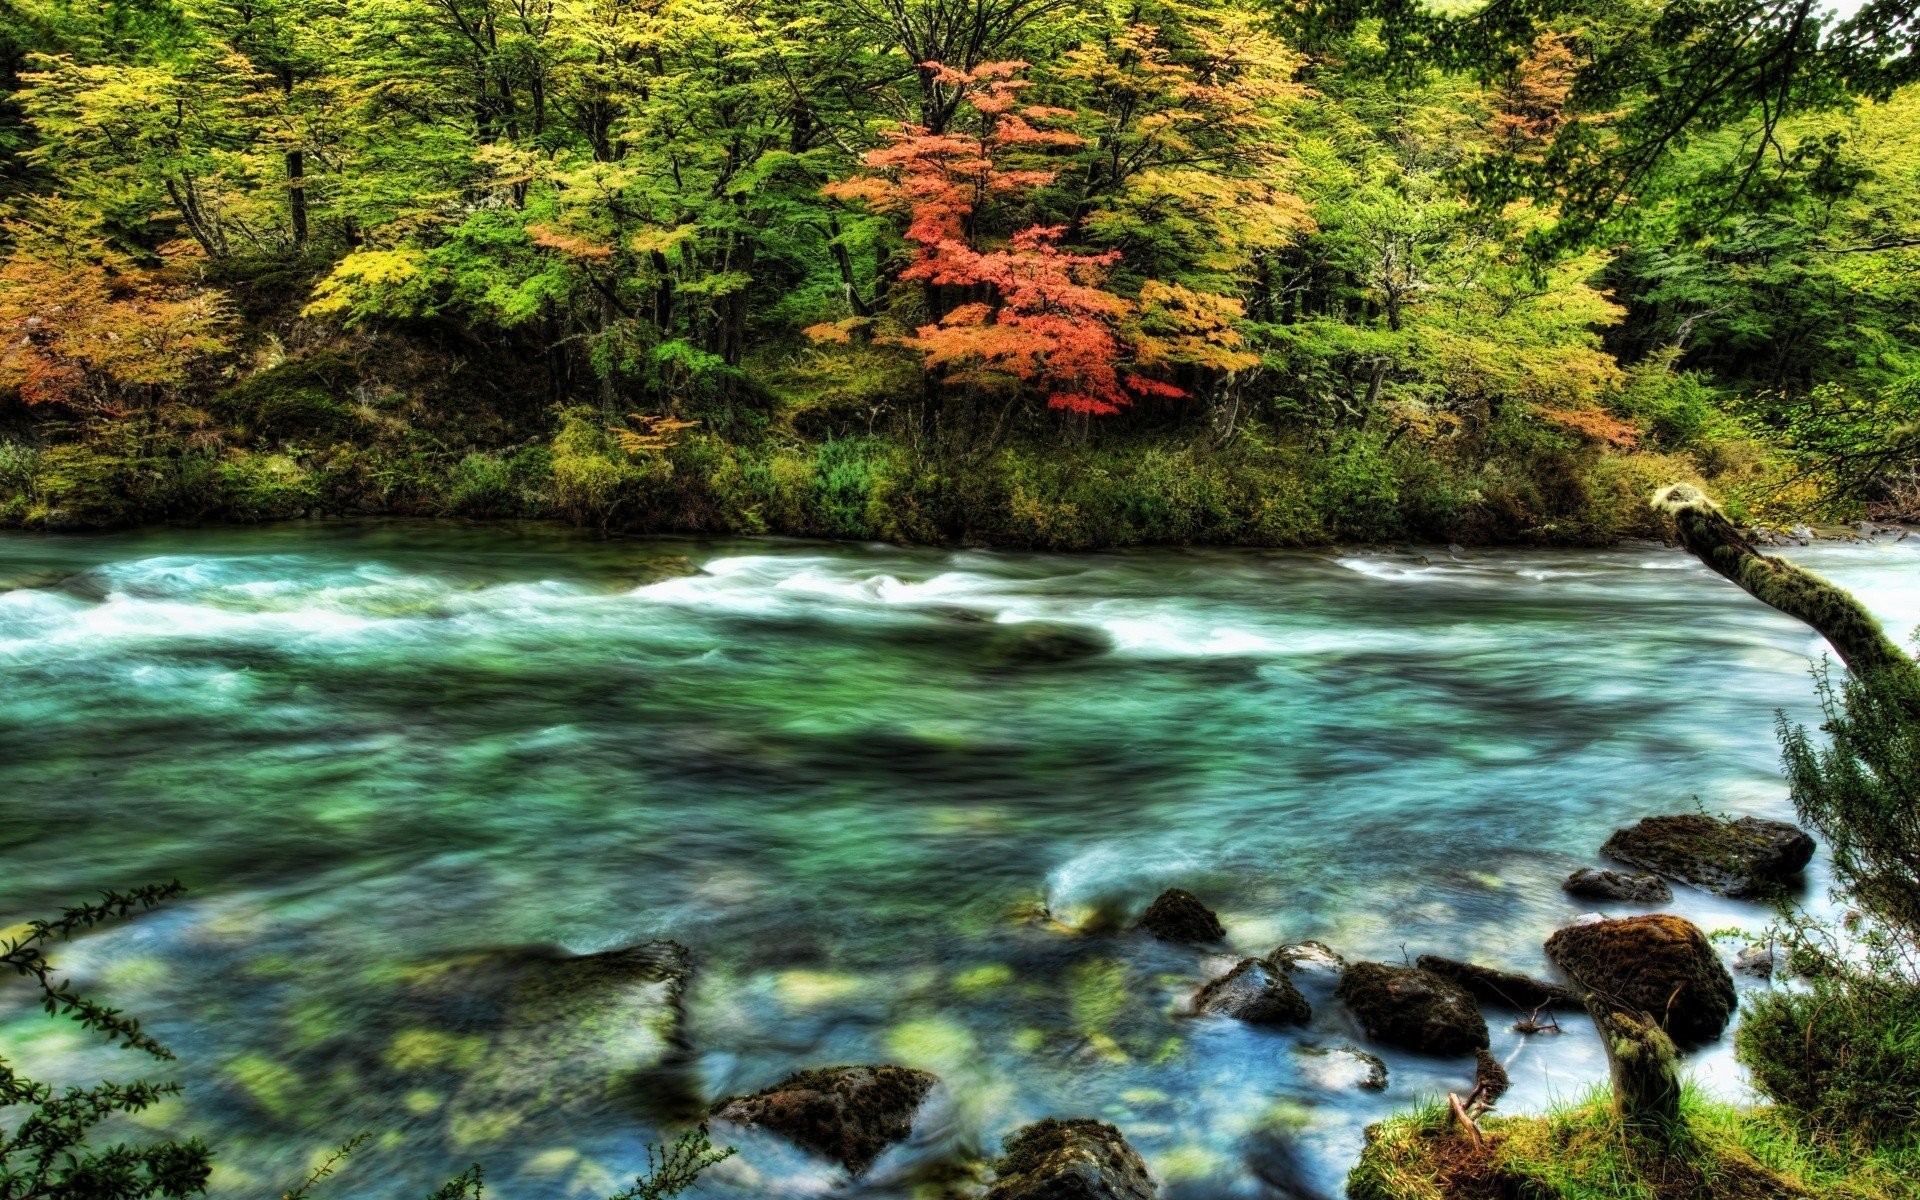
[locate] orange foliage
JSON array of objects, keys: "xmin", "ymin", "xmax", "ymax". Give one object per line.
[
  {"xmin": 1487, "ymin": 32, "xmax": 1577, "ymax": 156},
  {"xmin": 528, "ymin": 224, "xmax": 615, "ymax": 259},
  {"xmin": 826, "ymin": 62, "xmax": 1231, "ymax": 415},
  {"xmin": 1539, "ymin": 405, "xmax": 1640, "ymax": 446},
  {"xmin": 0, "ymin": 213, "xmax": 232, "ymax": 411}
]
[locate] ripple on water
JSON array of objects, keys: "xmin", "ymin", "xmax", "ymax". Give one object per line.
[{"xmin": 1, "ymin": 524, "xmax": 1917, "ymax": 1199}]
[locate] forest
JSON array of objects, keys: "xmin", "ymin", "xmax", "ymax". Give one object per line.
[{"xmin": 0, "ymin": 0, "xmax": 1917, "ymax": 544}]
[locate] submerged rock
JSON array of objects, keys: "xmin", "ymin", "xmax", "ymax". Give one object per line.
[
  {"xmin": 438, "ymin": 941, "xmax": 693, "ymax": 1144},
  {"xmin": 1543, "ymin": 915, "xmax": 1736, "ymax": 1046},
  {"xmin": 1564, "ymin": 867, "xmax": 1672, "ymax": 904},
  {"xmin": 1193, "ymin": 958, "xmax": 1310, "ymax": 1026},
  {"xmin": 711, "ymin": 1064, "xmax": 937, "ymax": 1175},
  {"xmin": 1335, "ymin": 962, "xmax": 1488, "ymax": 1057},
  {"xmin": 1601, "ymin": 814, "xmax": 1814, "ymax": 897},
  {"xmin": 1271, "ymin": 941, "xmax": 1345, "ymax": 976},
  {"xmin": 987, "ymin": 622, "xmax": 1112, "ymax": 665},
  {"xmin": 1472, "ymin": 1048, "xmax": 1509, "ymax": 1107},
  {"xmin": 1414, "ymin": 955, "xmax": 1579, "ymax": 1010},
  {"xmin": 1138, "ymin": 889, "xmax": 1225, "ymax": 944},
  {"xmin": 1295, "ymin": 1044, "xmax": 1387, "ymax": 1092},
  {"xmin": 986, "ymin": 1118, "xmax": 1156, "ymax": 1200}
]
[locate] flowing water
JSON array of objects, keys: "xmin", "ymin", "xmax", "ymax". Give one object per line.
[{"xmin": 3, "ymin": 522, "xmax": 1918, "ymax": 1200}]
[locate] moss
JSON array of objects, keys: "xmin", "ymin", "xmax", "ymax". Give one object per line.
[
  {"xmin": 1354, "ymin": 1088, "xmax": 1920, "ymax": 1200},
  {"xmin": 1138, "ymin": 888, "xmax": 1225, "ymax": 944},
  {"xmin": 214, "ymin": 451, "xmax": 320, "ymax": 519},
  {"xmin": 214, "ymin": 352, "xmax": 364, "ymax": 442},
  {"xmin": 711, "ymin": 1064, "xmax": 937, "ymax": 1175},
  {"xmin": 1544, "ymin": 916, "xmax": 1736, "ymax": 1047}
]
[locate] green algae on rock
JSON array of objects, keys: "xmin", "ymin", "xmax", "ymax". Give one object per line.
[
  {"xmin": 1137, "ymin": 889, "xmax": 1224, "ymax": 945},
  {"xmin": 710, "ymin": 1064, "xmax": 937, "ymax": 1176},
  {"xmin": 1543, "ymin": 915, "xmax": 1735, "ymax": 1047},
  {"xmin": 1336, "ymin": 962, "xmax": 1489, "ymax": 1057},
  {"xmin": 1601, "ymin": 814, "xmax": 1815, "ymax": 897},
  {"xmin": 986, "ymin": 1118, "xmax": 1156, "ymax": 1200}
]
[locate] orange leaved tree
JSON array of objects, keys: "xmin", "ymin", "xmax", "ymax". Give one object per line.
[{"xmin": 817, "ymin": 61, "xmax": 1244, "ymax": 415}]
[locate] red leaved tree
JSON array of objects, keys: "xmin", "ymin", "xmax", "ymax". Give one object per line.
[{"xmin": 816, "ymin": 62, "xmax": 1190, "ymax": 415}]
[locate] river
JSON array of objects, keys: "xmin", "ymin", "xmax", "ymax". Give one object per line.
[{"xmin": 2, "ymin": 523, "xmax": 1917, "ymax": 1199}]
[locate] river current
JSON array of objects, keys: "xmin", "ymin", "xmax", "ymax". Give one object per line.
[{"xmin": 2, "ymin": 523, "xmax": 1917, "ymax": 1199}]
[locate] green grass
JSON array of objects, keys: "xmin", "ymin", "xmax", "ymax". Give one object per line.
[{"xmin": 1350, "ymin": 1086, "xmax": 1920, "ymax": 1200}]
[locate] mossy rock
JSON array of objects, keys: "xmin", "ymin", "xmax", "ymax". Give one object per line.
[
  {"xmin": 1138, "ymin": 889, "xmax": 1224, "ymax": 944},
  {"xmin": 1336, "ymin": 962, "xmax": 1489, "ymax": 1057},
  {"xmin": 214, "ymin": 353, "xmax": 364, "ymax": 441},
  {"xmin": 1192, "ymin": 958, "xmax": 1310, "ymax": 1026},
  {"xmin": 711, "ymin": 1064, "xmax": 937, "ymax": 1175},
  {"xmin": 1414, "ymin": 955, "xmax": 1580, "ymax": 1010},
  {"xmin": 1601, "ymin": 814, "xmax": 1814, "ymax": 897},
  {"xmin": 987, "ymin": 1117, "xmax": 1156, "ymax": 1200},
  {"xmin": 1544, "ymin": 915, "xmax": 1735, "ymax": 1047},
  {"xmin": 1563, "ymin": 867, "xmax": 1673, "ymax": 904}
]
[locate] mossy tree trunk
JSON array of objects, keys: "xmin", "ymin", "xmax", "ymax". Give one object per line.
[
  {"xmin": 1590, "ymin": 1000, "xmax": 1683, "ymax": 1131},
  {"xmin": 1655, "ymin": 485, "xmax": 1919, "ymax": 698}
]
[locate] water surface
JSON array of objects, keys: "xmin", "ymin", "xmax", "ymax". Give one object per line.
[{"xmin": 3, "ymin": 523, "xmax": 1917, "ymax": 1199}]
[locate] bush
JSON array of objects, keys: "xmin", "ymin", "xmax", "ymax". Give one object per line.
[
  {"xmin": 1739, "ymin": 955, "xmax": 1920, "ymax": 1149},
  {"xmin": 215, "ymin": 451, "xmax": 321, "ymax": 519}
]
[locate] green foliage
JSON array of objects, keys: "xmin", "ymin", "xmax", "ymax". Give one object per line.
[
  {"xmin": 1780, "ymin": 665, "xmax": 1920, "ymax": 944},
  {"xmin": 1, "ymin": 881, "xmax": 214, "ymax": 1200}
]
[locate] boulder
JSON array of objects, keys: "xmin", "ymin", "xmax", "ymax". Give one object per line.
[
  {"xmin": 1733, "ymin": 945, "xmax": 1775, "ymax": 979},
  {"xmin": 712, "ymin": 1064, "xmax": 937, "ymax": 1175},
  {"xmin": 1543, "ymin": 915, "xmax": 1736, "ymax": 1046},
  {"xmin": 1138, "ymin": 889, "xmax": 1224, "ymax": 944},
  {"xmin": 1193, "ymin": 958, "xmax": 1310, "ymax": 1026},
  {"xmin": 1334, "ymin": 962, "xmax": 1488, "ymax": 1057},
  {"xmin": 1414, "ymin": 955, "xmax": 1579, "ymax": 1010},
  {"xmin": 1271, "ymin": 941, "xmax": 1345, "ymax": 976},
  {"xmin": 1601, "ymin": 814, "xmax": 1814, "ymax": 897},
  {"xmin": 1563, "ymin": 867, "xmax": 1672, "ymax": 904},
  {"xmin": 986, "ymin": 1118, "xmax": 1155, "ymax": 1200}
]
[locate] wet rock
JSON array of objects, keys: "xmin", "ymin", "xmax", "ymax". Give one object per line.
[
  {"xmin": 1295, "ymin": 1044, "xmax": 1387, "ymax": 1092},
  {"xmin": 1602, "ymin": 814, "xmax": 1814, "ymax": 897},
  {"xmin": 1335, "ymin": 962, "xmax": 1488, "ymax": 1057},
  {"xmin": 1733, "ymin": 945, "xmax": 1775, "ymax": 978},
  {"xmin": 1472, "ymin": 1048, "xmax": 1509, "ymax": 1107},
  {"xmin": 1138, "ymin": 889, "xmax": 1224, "ymax": 944},
  {"xmin": 1271, "ymin": 941, "xmax": 1345, "ymax": 976},
  {"xmin": 1414, "ymin": 955, "xmax": 1579, "ymax": 1010},
  {"xmin": 1564, "ymin": 867, "xmax": 1672, "ymax": 904},
  {"xmin": 1543, "ymin": 915, "xmax": 1736, "ymax": 1046},
  {"xmin": 986, "ymin": 1118, "xmax": 1155, "ymax": 1200},
  {"xmin": 438, "ymin": 941, "xmax": 693, "ymax": 1142},
  {"xmin": 1193, "ymin": 958, "xmax": 1310, "ymax": 1025},
  {"xmin": 712, "ymin": 1064, "xmax": 938, "ymax": 1176}
]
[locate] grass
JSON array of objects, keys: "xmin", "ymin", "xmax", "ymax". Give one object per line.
[{"xmin": 1349, "ymin": 1085, "xmax": 1920, "ymax": 1200}]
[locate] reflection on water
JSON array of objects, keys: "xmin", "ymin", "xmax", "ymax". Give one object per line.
[{"xmin": 2, "ymin": 522, "xmax": 1917, "ymax": 1199}]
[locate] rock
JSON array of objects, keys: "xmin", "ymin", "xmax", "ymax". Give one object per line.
[
  {"xmin": 1570, "ymin": 912, "xmax": 1607, "ymax": 927},
  {"xmin": 1543, "ymin": 915, "xmax": 1736, "ymax": 1046},
  {"xmin": 989, "ymin": 622, "xmax": 1112, "ymax": 665},
  {"xmin": 1295, "ymin": 1044, "xmax": 1387, "ymax": 1092},
  {"xmin": 1733, "ymin": 945, "xmax": 1775, "ymax": 978},
  {"xmin": 1564, "ymin": 867, "xmax": 1672, "ymax": 904},
  {"xmin": 712, "ymin": 1064, "xmax": 938, "ymax": 1175},
  {"xmin": 1414, "ymin": 955, "xmax": 1579, "ymax": 1010},
  {"xmin": 1138, "ymin": 889, "xmax": 1224, "ymax": 944},
  {"xmin": 1193, "ymin": 958, "xmax": 1310, "ymax": 1025},
  {"xmin": 986, "ymin": 1118, "xmax": 1155, "ymax": 1200},
  {"xmin": 1602, "ymin": 814, "xmax": 1814, "ymax": 897},
  {"xmin": 439, "ymin": 941, "xmax": 694, "ymax": 1142},
  {"xmin": 1334, "ymin": 962, "xmax": 1488, "ymax": 1057},
  {"xmin": 1271, "ymin": 941, "xmax": 1345, "ymax": 976}
]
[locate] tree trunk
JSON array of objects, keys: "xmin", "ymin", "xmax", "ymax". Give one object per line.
[
  {"xmin": 287, "ymin": 150, "xmax": 308, "ymax": 249},
  {"xmin": 1588, "ymin": 1000, "xmax": 1682, "ymax": 1131},
  {"xmin": 827, "ymin": 215, "xmax": 872, "ymax": 317},
  {"xmin": 1654, "ymin": 484, "xmax": 1916, "ymax": 682}
]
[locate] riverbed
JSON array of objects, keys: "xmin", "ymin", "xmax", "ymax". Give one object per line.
[{"xmin": 2, "ymin": 523, "xmax": 1917, "ymax": 1199}]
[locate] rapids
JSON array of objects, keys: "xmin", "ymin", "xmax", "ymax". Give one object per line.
[{"xmin": 2, "ymin": 522, "xmax": 1917, "ymax": 1199}]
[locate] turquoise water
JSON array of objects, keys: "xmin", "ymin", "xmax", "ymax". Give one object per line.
[{"xmin": 2, "ymin": 523, "xmax": 1917, "ymax": 1199}]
